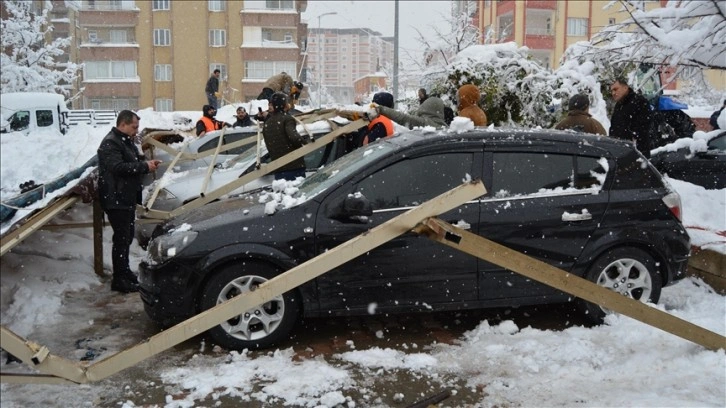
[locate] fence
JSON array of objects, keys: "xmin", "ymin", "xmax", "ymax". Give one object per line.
[{"xmin": 67, "ymin": 110, "xmax": 118, "ymax": 127}]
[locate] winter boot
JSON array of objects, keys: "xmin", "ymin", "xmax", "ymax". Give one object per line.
[{"xmin": 111, "ymin": 272, "xmax": 139, "ymax": 293}]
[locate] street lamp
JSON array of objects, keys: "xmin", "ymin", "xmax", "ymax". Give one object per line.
[{"xmin": 317, "ymin": 12, "xmax": 337, "ymax": 108}]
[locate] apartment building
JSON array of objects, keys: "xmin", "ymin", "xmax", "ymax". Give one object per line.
[
  {"xmin": 306, "ymin": 28, "xmax": 394, "ymax": 103},
  {"xmin": 478, "ymin": 0, "xmax": 725, "ymax": 91},
  {"xmin": 52, "ymin": 0, "xmax": 307, "ymax": 111}
]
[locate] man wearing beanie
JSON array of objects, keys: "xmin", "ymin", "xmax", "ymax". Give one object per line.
[
  {"xmin": 195, "ymin": 104, "xmax": 230, "ymax": 136},
  {"xmin": 555, "ymin": 93, "xmax": 607, "ymax": 136},
  {"xmin": 362, "ymin": 92, "xmax": 396, "ymax": 145},
  {"xmin": 262, "ymin": 92, "xmax": 309, "ymax": 181}
]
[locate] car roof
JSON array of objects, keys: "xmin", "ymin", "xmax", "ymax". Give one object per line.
[{"xmin": 384, "ymin": 127, "xmax": 633, "ymax": 155}]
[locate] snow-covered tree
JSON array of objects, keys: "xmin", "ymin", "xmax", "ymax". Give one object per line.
[
  {"xmin": 1, "ymin": 0, "xmax": 80, "ymax": 95},
  {"xmin": 564, "ymin": 0, "xmax": 725, "ymax": 93}
]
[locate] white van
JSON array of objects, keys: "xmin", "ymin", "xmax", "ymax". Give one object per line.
[{"xmin": 0, "ymin": 92, "xmax": 70, "ymax": 135}]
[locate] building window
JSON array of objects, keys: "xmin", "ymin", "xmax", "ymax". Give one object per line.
[
  {"xmin": 209, "ymin": 29, "xmax": 226, "ymax": 46},
  {"xmin": 153, "ymin": 29, "xmax": 171, "ymax": 46},
  {"xmin": 154, "ymin": 64, "xmax": 172, "ymax": 81},
  {"xmin": 88, "ymin": 30, "xmax": 99, "ymax": 43},
  {"xmin": 567, "ymin": 18, "xmax": 588, "ymax": 37},
  {"xmin": 284, "ymin": 32, "xmax": 293, "ymax": 43},
  {"xmin": 152, "ymin": 0, "xmax": 170, "ymax": 10},
  {"xmin": 209, "ymin": 63, "xmax": 227, "ymax": 80},
  {"xmin": 265, "ymin": 0, "xmax": 293, "ymax": 10},
  {"xmin": 155, "ymin": 99, "xmax": 173, "ymax": 112},
  {"xmin": 244, "ymin": 61, "xmax": 296, "ymax": 80},
  {"xmin": 110, "ymin": 30, "xmax": 127, "ymax": 43},
  {"xmin": 84, "ymin": 61, "xmax": 137, "ymax": 80},
  {"xmin": 209, "ymin": 0, "xmax": 225, "ymax": 11}
]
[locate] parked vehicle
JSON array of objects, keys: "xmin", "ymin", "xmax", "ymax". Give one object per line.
[
  {"xmin": 136, "ymin": 127, "xmax": 349, "ymax": 246},
  {"xmin": 0, "ymin": 92, "xmax": 69, "ymax": 135},
  {"xmin": 650, "ymin": 131, "xmax": 726, "ymax": 189},
  {"xmin": 139, "ymin": 129, "xmax": 690, "ymax": 350}
]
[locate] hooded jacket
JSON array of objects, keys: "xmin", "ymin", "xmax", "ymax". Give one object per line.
[
  {"xmin": 555, "ymin": 111, "xmax": 607, "ymax": 136},
  {"xmin": 262, "ymin": 110, "xmax": 308, "ymax": 172},
  {"xmin": 457, "ymin": 84, "xmax": 487, "ymax": 126},
  {"xmin": 262, "ymin": 72, "xmax": 294, "ymax": 94},
  {"xmin": 378, "ymin": 97, "xmax": 447, "ymax": 129}
]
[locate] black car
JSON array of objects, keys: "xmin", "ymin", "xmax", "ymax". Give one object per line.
[
  {"xmin": 650, "ymin": 131, "xmax": 726, "ymax": 189},
  {"xmin": 139, "ymin": 129, "xmax": 690, "ymax": 350}
]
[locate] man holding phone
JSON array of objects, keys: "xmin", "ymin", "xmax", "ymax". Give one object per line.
[{"xmin": 97, "ymin": 110, "xmax": 161, "ymax": 293}]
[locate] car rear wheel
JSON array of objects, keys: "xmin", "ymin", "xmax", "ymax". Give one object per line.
[
  {"xmin": 579, "ymin": 247, "xmax": 662, "ymax": 323},
  {"xmin": 199, "ymin": 262, "xmax": 299, "ymax": 350}
]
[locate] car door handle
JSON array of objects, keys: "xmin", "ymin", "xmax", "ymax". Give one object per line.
[{"xmin": 562, "ymin": 211, "xmax": 592, "ymax": 222}]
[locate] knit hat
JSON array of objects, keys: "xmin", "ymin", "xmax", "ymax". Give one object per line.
[
  {"xmin": 270, "ymin": 92, "xmax": 288, "ymax": 111},
  {"xmin": 372, "ymin": 92, "xmax": 394, "ymax": 109},
  {"xmin": 203, "ymin": 104, "xmax": 215, "ymax": 113},
  {"xmin": 568, "ymin": 94, "xmax": 590, "ymax": 111}
]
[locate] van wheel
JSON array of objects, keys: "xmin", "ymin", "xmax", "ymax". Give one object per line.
[
  {"xmin": 579, "ymin": 247, "xmax": 662, "ymax": 324},
  {"xmin": 198, "ymin": 261, "xmax": 299, "ymax": 350}
]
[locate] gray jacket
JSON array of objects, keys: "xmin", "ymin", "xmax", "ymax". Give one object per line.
[{"xmin": 379, "ymin": 97, "xmax": 447, "ymax": 129}]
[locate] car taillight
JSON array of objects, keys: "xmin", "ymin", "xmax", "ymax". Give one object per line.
[{"xmin": 662, "ymin": 191, "xmax": 682, "ymax": 222}]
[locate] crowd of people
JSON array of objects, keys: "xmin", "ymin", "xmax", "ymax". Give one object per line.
[{"xmin": 95, "ymin": 70, "xmax": 709, "ymax": 293}]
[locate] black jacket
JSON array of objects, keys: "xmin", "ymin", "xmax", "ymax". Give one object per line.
[
  {"xmin": 711, "ymin": 107, "xmax": 723, "ymax": 130},
  {"xmin": 205, "ymin": 75, "xmax": 219, "ymax": 95},
  {"xmin": 610, "ymin": 89, "xmax": 654, "ymax": 157},
  {"xmin": 97, "ymin": 128, "xmax": 149, "ymax": 210},
  {"xmin": 233, "ymin": 115, "xmax": 255, "ymax": 127},
  {"xmin": 262, "ymin": 111, "xmax": 307, "ymax": 172}
]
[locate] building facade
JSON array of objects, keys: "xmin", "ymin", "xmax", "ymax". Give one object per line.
[
  {"xmin": 306, "ymin": 27, "xmax": 394, "ymax": 104},
  {"xmin": 477, "ymin": 0, "xmax": 724, "ymax": 91},
  {"xmin": 44, "ymin": 0, "xmax": 308, "ymax": 111}
]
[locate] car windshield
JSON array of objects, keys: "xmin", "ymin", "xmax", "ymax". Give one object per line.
[{"xmin": 298, "ymin": 143, "xmax": 395, "ymax": 200}]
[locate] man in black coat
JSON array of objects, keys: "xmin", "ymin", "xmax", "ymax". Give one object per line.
[
  {"xmin": 97, "ymin": 110, "xmax": 161, "ymax": 293},
  {"xmin": 232, "ymin": 106, "xmax": 255, "ymax": 127},
  {"xmin": 205, "ymin": 69, "xmax": 220, "ymax": 108},
  {"xmin": 609, "ymin": 79, "xmax": 655, "ymax": 158},
  {"xmin": 262, "ymin": 92, "xmax": 309, "ymax": 181}
]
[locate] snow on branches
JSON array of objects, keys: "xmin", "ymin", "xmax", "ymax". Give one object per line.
[{"xmin": 1, "ymin": 0, "xmax": 80, "ymax": 95}]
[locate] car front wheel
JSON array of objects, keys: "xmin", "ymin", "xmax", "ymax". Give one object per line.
[
  {"xmin": 199, "ymin": 262, "xmax": 300, "ymax": 350},
  {"xmin": 579, "ymin": 247, "xmax": 662, "ymax": 323}
]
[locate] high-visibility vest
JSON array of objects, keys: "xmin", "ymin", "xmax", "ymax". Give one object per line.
[
  {"xmin": 363, "ymin": 116, "xmax": 394, "ymax": 145},
  {"xmin": 199, "ymin": 116, "xmax": 222, "ymax": 132}
]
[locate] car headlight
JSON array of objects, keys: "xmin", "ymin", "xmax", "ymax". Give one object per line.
[{"xmin": 147, "ymin": 230, "xmax": 198, "ymax": 264}]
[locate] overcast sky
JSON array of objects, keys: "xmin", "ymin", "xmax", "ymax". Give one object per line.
[{"xmin": 302, "ymin": 0, "xmax": 453, "ymax": 58}]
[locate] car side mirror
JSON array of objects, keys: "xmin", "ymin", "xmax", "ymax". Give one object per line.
[{"xmin": 330, "ymin": 194, "xmax": 373, "ymax": 222}]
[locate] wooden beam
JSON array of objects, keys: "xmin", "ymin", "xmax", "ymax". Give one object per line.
[
  {"xmin": 415, "ymin": 218, "xmax": 726, "ymax": 351},
  {"xmin": 1, "ymin": 196, "xmax": 79, "ymax": 257},
  {"xmin": 148, "ymin": 119, "xmax": 367, "ymax": 220},
  {"xmin": 85, "ymin": 181, "xmax": 484, "ymax": 381},
  {"xmin": 93, "ymin": 200, "xmax": 104, "ymax": 277}
]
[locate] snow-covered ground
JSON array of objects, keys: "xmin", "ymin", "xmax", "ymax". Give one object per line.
[{"xmin": 0, "ymin": 108, "xmax": 724, "ymax": 407}]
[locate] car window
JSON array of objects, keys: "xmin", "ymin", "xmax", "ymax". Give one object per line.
[
  {"xmin": 198, "ymin": 136, "xmax": 221, "ymax": 153},
  {"xmin": 224, "ymin": 131, "xmax": 257, "ymax": 155},
  {"xmin": 36, "ymin": 110, "xmax": 53, "ymax": 128},
  {"xmin": 708, "ymin": 134, "xmax": 726, "ymax": 151},
  {"xmin": 488, "ymin": 153, "xmax": 606, "ymax": 198},
  {"xmin": 356, "ymin": 153, "xmax": 475, "ymax": 210},
  {"xmin": 10, "ymin": 111, "xmax": 30, "ymax": 131}
]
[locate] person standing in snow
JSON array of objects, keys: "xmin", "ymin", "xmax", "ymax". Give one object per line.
[
  {"xmin": 456, "ymin": 84, "xmax": 487, "ymax": 126},
  {"xmin": 361, "ymin": 92, "xmax": 395, "ymax": 145},
  {"xmin": 262, "ymin": 92, "xmax": 310, "ymax": 181},
  {"xmin": 609, "ymin": 78, "xmax": 654, "ymax": 158},
  {"xmin": 205, "ymin": 69, "xmax": 221, "ymax": 109},
  {"xmin": 97, "ymin": 110, "xmax": 161, "ymax": 293},
  {"xmin": 555, "ymin": 94, "xmax": 606, "ymax": 135}
]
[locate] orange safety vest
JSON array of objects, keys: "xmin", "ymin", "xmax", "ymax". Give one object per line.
[
  {"xmin": 363, "ymin": 116, "xmax": 394, "ymax": 145},
  {"xmin": 199, "ymin": 116, "xmax": 222, "ymax": 133}
]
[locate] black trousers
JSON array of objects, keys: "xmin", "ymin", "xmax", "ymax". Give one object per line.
[{"xmin": 105, "ymin": 209, "xmax": 135, "ymax": 277}]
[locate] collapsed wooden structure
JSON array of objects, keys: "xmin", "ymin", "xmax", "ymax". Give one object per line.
[{"xmin": 1, "ymin": 180, "xmax": 724, "ymax": 386}]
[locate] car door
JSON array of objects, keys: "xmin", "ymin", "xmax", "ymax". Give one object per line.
[
  {"xmin": 477, "ymin": 141, "xmax": 611, "ymax": 302},
  {"xmin": 314, "ymin": 144, "xmax": 484, "ymax": 313}
]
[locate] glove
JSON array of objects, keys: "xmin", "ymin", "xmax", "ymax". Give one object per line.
[
  {"xmin": 214, "ymin": 92, "xmax": 221, "ymax": 98},
  {"xmin": 365, "ymin": 103, "xmax": 380, "ymax": 120}
]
